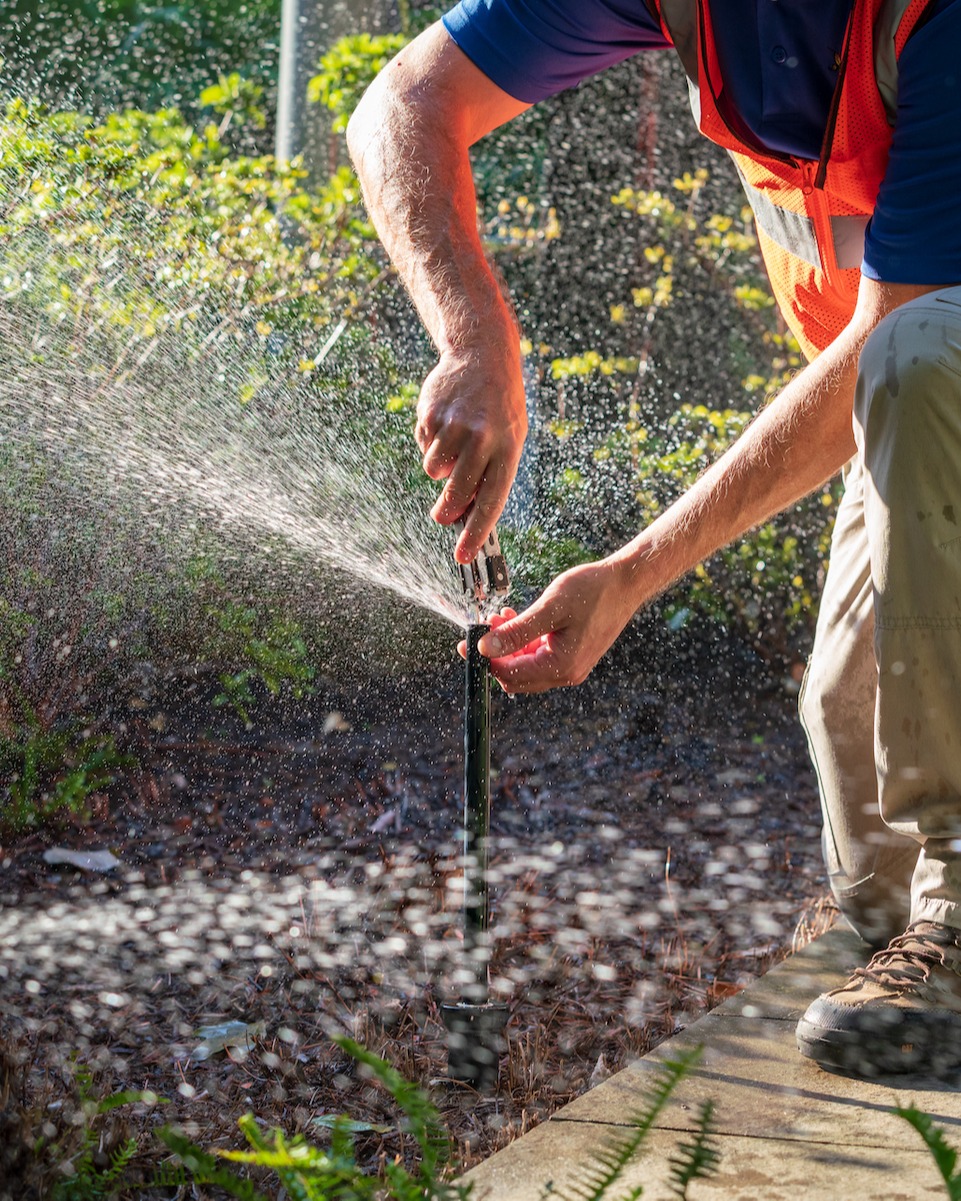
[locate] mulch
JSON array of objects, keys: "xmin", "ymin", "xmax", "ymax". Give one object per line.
[{"xmin": 0, "ymin": 628, "xmax": 832, "ymax": 1195}]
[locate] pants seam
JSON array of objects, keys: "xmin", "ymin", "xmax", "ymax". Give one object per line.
[{"xmin": 877, "ymin": 616, "xmax": 961, "ymax": 631}]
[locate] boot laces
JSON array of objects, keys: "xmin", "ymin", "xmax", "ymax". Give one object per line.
[{"xmin": 853, "ymin": 924, "xmax": 953, "ymax": 988}]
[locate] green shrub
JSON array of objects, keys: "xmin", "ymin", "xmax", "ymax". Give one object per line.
[
  {"xmin": 2, "ymin": 0, "xmax": 282, "ymax": 134},
  {"xmin": 627, "ymin": 402, "xmax": 837, "ymax": 648},
  {"xmin": 210, "ymin": 602, "xmax": 317, "ymax": 726},
  {"xmin": 308, "ymin": 32, "xmax": 410, "ymax": 133}
]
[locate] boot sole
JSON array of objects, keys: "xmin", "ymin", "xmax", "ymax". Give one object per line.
[{"xmin": 797, "ymin": 1014, "xmax": 961, "ymax": 1078}]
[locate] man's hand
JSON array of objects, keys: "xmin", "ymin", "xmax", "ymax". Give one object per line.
[
  {"xmin": 457, "ymin": 559, "xmax": 640, "ymax": 693},
  {"xmin": 417, "ymin": 344, "xmax": 527, "ymax": 563}
]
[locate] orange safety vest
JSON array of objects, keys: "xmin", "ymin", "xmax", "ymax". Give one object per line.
[{"xmin": 650, "ymin": 0, "xmax": 936, "ymax": 360}]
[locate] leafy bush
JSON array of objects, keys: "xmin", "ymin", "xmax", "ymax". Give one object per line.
[
  {"xmin": 2, "ymin": 0, "xmax": 282, "ymax": 135},
  {"xmin": 210, "ymin": 601, "xmax": 317, "ymax": 726},
  {"xmin": 309, "ymin": 32, "xmax": 410, "ymax": 133},
  {"xmin": 626, "ymin": 402, "xmax": 837, "ymax": 649},
  {"xmin": 0, "ymin": 94, "xmax": 380, "ymax": 347}
]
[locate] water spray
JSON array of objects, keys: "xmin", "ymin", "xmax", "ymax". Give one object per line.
[{"xmin": 441, "ymin": 522, "xmax": 510, "ymax": 1091}]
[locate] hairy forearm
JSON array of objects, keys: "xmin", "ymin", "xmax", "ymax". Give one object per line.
[
  {"xmin": 346, "ymin": 46, "xmax": 516, "ymax": 353},
  {"xmin": 610, "ymin": 324, "xmax": 863, "ymax": 602},
  {"xmin": 346, "ymin": 25, "xmax": 534, "ymax": 562}
]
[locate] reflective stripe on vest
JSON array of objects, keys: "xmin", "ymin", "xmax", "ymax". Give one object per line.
[
  {"xmin": 653, "ymin": 0, "xmax": 936, "ymax": 358},
  {"xmin": 734, "ymin": 167, "xmax": 870, "ymax": 271}
]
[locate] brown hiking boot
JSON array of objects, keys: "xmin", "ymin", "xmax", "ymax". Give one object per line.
[{"xmin": 796, "ymin": 921, "xmax": 961, "ymax": 1077}]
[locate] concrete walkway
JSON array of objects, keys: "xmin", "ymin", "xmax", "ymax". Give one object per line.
[{"xmin": 464, "ymin": 927, "xmax": 961, "ymax": 1199}]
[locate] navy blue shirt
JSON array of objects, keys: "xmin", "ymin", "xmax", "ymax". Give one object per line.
[{"xmin": 442, "ymin": 0, "xmax": 961, "ymax": 286}]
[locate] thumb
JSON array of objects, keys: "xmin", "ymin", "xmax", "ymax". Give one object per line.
[{"xmin": 478, "ymin": 597, "xmax": 558, "ymax": 658}]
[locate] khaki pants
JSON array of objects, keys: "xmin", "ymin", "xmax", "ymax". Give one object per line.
[{"xmin": 800, "ymin": 286, "xmax": 961, "ymax": 946}]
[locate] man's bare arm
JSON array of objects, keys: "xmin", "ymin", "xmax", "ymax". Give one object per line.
[
  {"xmin": 479, "ymin": 277, "xmax": 947, "ymax": 691},
  {"xmin": 346, "ymin": 23, "xmax": 531, "ymax": 564}
]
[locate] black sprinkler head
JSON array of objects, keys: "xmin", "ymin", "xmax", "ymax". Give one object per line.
[{"xmin": 441, "ymin": 1001, "xmax": 510, "ymax": 1091}]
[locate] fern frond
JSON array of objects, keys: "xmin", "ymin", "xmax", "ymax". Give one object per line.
[
  {"xmin": 232, "ymin": 1115, "xmax": 375, "ymax": 1200},
  {"xmin": 100, "ymin": 1136, "xmax": 138, "ymax": 1186},
  {"xmin": 547, "ymin": 1046, "xmax": 704, "ymax": 1201},
  {"xmin": 148, "ymin": 1164, "xmax": 190, "ymax": 1190},
  {"xmin": 667, "ymin": 1100, "xmax": 720, "ymax": 1199},
  {"xmin": 336, "ymin": 1035, "xmax": 452, "ymax": 1180},
  {"xmin": 895, "ymin": 1105, "xmax": 961, "ymax": 1201},
  {"xmin": 156, "ymin": 1127, "xmax": 271, "ymax": 1201}
]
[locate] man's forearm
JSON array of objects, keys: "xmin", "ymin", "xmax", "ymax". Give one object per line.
[
  {"xmin": 346, "ymin": 28, "xmax": 522, "ymax": 355},
  {"xmin": 610, "ymin": 317, "xmax": 864, "ymax": 602}
]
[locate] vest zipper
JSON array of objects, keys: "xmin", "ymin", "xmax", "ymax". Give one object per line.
[
  {"xmin": 801, "ymin": 161, "xmax": 850, "ymax": 297},
  {"xmin": 814, "ymin": 6, "xmax": 855, "ymax": 189}
]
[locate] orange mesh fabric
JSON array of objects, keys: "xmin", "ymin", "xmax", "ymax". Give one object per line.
[{"xmin": 654, "ymin": 0, "xmax": 937, "ymax": 359}]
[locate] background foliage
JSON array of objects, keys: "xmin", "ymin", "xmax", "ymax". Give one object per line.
[{"xmin": 2, "ymin": 0, "xmax": 282, "ymax": 137}]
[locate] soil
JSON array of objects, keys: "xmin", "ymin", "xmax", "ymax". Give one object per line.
[{"xmin": 0, "ymin": 621, "xmax": 834, "ymax": 1197}]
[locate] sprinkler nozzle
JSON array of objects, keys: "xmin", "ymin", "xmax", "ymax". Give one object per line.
[{"xmin": 452, "ymin": 520, "xmax": 509, "ymax": 603}]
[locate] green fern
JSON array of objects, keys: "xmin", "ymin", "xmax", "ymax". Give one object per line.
[
  {"xmin": 221, "ymin": 1113, "xmax": 375, "ymax": 1201},
  {"xmin": 51, "ymin": 1136, "xmax": 138, "ymax": 1201},
  {"xmin": 155, "ymin": 1128, "xmax": 270, "ymax": 1201},
  {"xmin": 895, "ymin": 1104, "xmax": 961, "ymax": 1200},
  {"xmin": 160, "ymin": 1038, "xmax": 470, "ymax": 1201},
  {"xmin": 44, "ymin": 1066, "xmax": 166, "ymax": 1201},
  {"xmin": 335, "ymin": 1035, "xmax": 455, "ymax": 1189},
  {"xmin": 539, "ymin": 1047, "xmax": 716, "ymax": 1201},
  {"xmin": 667, "ymin": 1100, "xmax": 719, "ymax": 1199}
]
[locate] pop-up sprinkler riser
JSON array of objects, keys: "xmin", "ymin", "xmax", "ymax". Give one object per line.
[{"xmin": 441, "ymin": 523, "xmax": 510, "ymax": 1091}]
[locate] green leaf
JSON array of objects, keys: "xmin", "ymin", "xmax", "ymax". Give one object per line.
[{"xmin": 895, "ymin": 1105, "xmax": 961, "ymax": 1200}]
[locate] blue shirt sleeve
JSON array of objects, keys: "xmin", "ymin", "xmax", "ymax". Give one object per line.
[
  {"xmin": 442, "ymin": 0, "xmax": 670, "ymax": 104},
  {"xmin": 862, "ymin": 0, "xmax": 961, "ymax": 285}
]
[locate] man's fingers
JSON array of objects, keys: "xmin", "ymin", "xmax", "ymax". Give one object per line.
[
  {"xmin": 415, "ymin": 413, "xmax": 434, "ymax": 454},
  {"xmin": 458, "ymin": 493, "xmax": 507, "ymax": 561},
  {"xmin": 489, "ymin": 635, "xmax": 564, "ymax": 694},
  {"xmin": 431, "ymin": 476, "xmax": 477, "ymax": 525},
  {"xmin": 425, "ymin": 461, "xmax": 512, "ymax": 564},
  {"xmin": 431, "ymin": 456, "xmax": 501, "ymax": 557},
  {"xmin": 489, "ymin": 608, "xmax": 518, "ymax": 626},
  {"xmin": 478, "ymin": 603, "xmax": 556, "ymax": 659},
  {"xmin": 457, "ymin": 610, "xmax": 514, "ymax": 663},
  {"xmin": 422, "ymin": 438, "xmax": 456, "ymax": 481}
]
